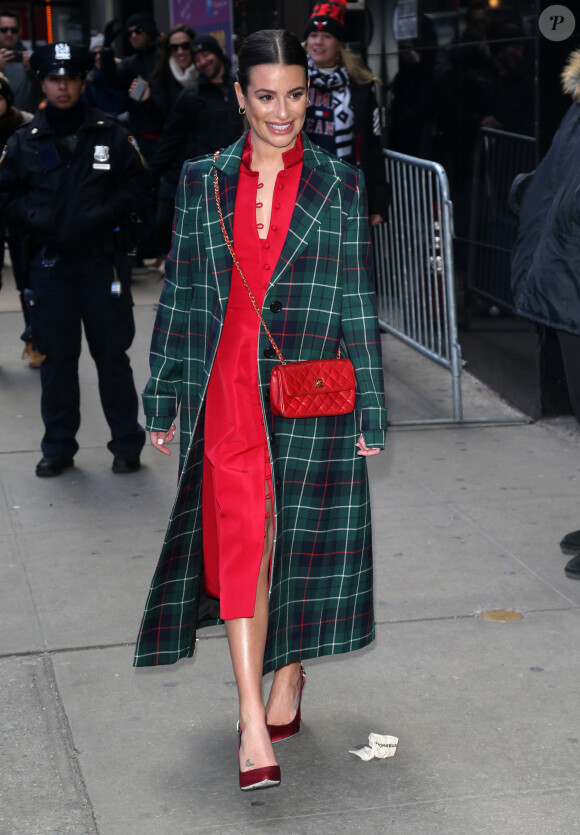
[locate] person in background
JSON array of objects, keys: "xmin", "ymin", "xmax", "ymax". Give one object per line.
[
  {"xmin": 510, "ymin": 48, "xmax": 580, "ymax": 581},
  {"xmin": 0, "ymin": 43, "xmax": 150, "ymax": 477},
  {"xmin": 99, "ymin": 13, "xmax": 163, "ymax": 264},
  {"xmin": 0, "ymin": 9, "xmax": 40, "ymax": 113},
  {"xmin": 0, "ymin": 71, "xmax": 38, "ymax": 365},
  {"xmin": 148, "ymin": 34, "xmax": 242, "ymax": 255},
  {"xmin": 82, "ymin": 33, "xmax": 128, "ymax": 117},
  {"xmin": 303, "ymin": 0, "xmax": 389, "ymax": 226},
  {"xmin": 139, "ymin": 24, "xmax": 197, "ymax": 124}
]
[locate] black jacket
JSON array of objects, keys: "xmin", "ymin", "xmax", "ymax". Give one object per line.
[
  {"xmin": 99, "ymin": 47, "xmax": 162, "ymax": 136},
  {"xmin": 510, "ymin": 101, "xmax": 580, "ymax": 336},
  {"xmin": 149, "ymin": 73, "xmax": 243, "ymax": 184},
  {"xmin": 305, "ymin": 78, "xmax": 389, "ymax": 218},
  {"xmin": 0, "ymin": 104, "xmax": 151, "ymax": 252}
]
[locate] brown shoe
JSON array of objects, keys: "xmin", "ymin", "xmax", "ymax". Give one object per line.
[{"xmin": 22, "ymin": 341, "xmax": 46, "ymax": 368}]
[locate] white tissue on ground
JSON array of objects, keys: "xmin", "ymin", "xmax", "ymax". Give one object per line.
[{"xmin": 349, "ymin": 733, "xmax": 399, "ymax": 761}]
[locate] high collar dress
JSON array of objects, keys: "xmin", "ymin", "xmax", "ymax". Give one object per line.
[{"xmin": 202, "ymin": 133, "xmax": 303, "ymax": 619}]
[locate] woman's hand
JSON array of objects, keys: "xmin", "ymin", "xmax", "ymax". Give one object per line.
[
  {"xmin": 356, "ymin": 434, "xmax": 381, "ymax": 457},
  {"xmin": 369, "ymin": 213, "xmax": 384, "ymax": 227},
  {"xmin": 150, "ymin": 425, "xmax": 176, "ymax": 456}
]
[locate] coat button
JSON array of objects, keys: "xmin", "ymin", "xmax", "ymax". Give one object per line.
[
  {"xmin": 270, "ymin": 301, "xmax": 282, "ymax": 313},
  {"xmin": 264, "ymin": 346, "xmax": 276, "ymax": 358},
  {"xmin": 265, "ymin": 389, "xmax": 270, "ymax": 401},
  {"xmin": 275, "ymin": 477, "xmax": 282, "ymax": 489},
  {"xmin": 270, "ymin": 433, "xmax": 276, "ymax": 444}
]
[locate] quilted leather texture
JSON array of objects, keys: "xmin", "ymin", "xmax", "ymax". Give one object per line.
[{"xmin": 270, "ymin": 359, "xmax": 356, "ymax": 418}]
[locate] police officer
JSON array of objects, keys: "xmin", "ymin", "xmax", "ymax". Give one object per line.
[{"xmin": 0, "ymin": 43, "xmax": 150, "ymax": 476}]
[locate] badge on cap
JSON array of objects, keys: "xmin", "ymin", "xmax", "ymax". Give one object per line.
[
  {"xmin": 54, "ymin": 43, "xmax": 71, "ymax": 61},
  {"xmin": 93, "ymin": 145, "xmax": 110, "ymax": 170}
]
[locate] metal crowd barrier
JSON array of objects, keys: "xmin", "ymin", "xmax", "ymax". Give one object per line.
[
  {"xmin": 372, "ymin": 149, "xmax": 463, "ymax": 422},
  {"xmin": 465, "ymin": 128, "xmax": 536, "ymax": 310}
]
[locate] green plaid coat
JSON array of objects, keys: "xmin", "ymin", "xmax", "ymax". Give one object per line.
[{"xmin": 134, "ymin": 132, "xmax": 387, "ymax": 672}]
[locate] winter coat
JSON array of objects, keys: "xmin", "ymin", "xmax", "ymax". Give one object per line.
[
  {"xmin": 511, "ymin": 49, "xmax": 580, "ymax": 336},
  {"xmin": 149, "ymin": 73, "xmax": 242, "ymax": 185},
  {"xmin": 134, "ymin": 132, "xmax": 387, "ymax": 672},
  {"xmin": 99, "ymin": 46, "xmax": 162, "ymax": 136},
  {"xmin": 305, "ymin": 75, "xmax": 389, "ymax": 218}
]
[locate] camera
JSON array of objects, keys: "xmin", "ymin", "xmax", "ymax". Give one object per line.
[{"xmin": 10, "ymin": 50, "xmax": 23, "ymax": 62}]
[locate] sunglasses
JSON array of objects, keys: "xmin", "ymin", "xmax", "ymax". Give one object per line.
[
  {"xmin": 0, "ymin": 26, "xmax": 19, "ymax": 34},
  {"xmin": 170, "ymin": 41, "xmax": 191, "ymax": 53},
  {"xmin": 128, "ymin": 26, "xmax": 145, "ymax": 35}
]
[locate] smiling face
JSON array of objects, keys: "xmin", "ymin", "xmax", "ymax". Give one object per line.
[
  {"xmin": 169, "ymin": 31, "xmax": 192, "ymax": 71},
  {"xmin": 235, "ymin": 63, "xmax": 308, "ymax": 154},
  {"xmin": 306, "ymin": 31, "xmax": 341, "ymax": 69}
]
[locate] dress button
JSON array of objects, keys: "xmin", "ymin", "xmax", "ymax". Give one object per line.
[
  {"xmin": 263, "ymin": 264, "xmax": 271, "ymax": 270},
  {"xmin": 262, "ymin": 241, "xmax": 270, "ymax": 249},
  {"xmin": 277, "ymin": 183, "xmax": 284, "ymax": 190},
  {"xmin": 264, "ymin": 346, "xmax": 276, "ymax": 358},
  {"xmin": 271, "ymin": 224, "xmax": 277, "ymax": 231},
  {"xmin": 274, "ymin": 202, "xmax": 280, "ymax": 209},
  {"xmin": 275, "ymin": 477, "xmax": 282, "ymax": 489},
  {"xmin": 270, "ymin": 301, "xmax": 282, "ymax": 313}
]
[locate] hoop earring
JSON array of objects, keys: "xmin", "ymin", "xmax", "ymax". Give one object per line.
[
  {"xmin": 306, "ymin": 98, "xmax": 312, "ymax": 107},
  {"xmin": 239, "ymin": 106, "xmax": 246, "ymax": 115}
]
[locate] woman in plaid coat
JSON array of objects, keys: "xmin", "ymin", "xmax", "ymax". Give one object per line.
[{"xmin": 135, "ymin": 30, "xmax": 386, "ymax": 790}]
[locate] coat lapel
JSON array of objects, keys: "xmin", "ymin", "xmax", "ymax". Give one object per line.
[
  {"xmin": 272, "ymin": 134, "xmax": 341, "ymax": 285},
  {"xmin": 202, "ymin": 135, "xmax": 245, "ymax": 310}
]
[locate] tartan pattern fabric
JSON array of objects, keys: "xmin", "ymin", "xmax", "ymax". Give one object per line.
[{"xmin": 134, "ymin": 132, "xmax": 387, "ymax": 672}]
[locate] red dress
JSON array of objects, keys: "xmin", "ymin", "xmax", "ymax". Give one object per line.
[{"xmin": 202, "ymin": 134, "xmax": 303, "ymax": 619}]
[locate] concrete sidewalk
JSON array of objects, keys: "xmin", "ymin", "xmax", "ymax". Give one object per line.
[{"xmin": 1, "ymin": 271, "xmax": 579, "ymax": 834}]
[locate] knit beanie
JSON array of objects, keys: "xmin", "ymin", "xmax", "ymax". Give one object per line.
[
  {"xmin": 190, "ymin": 34, "xmax": 226, "ymax": 64},
  {"xmin": 0, "ymin": 72, "xmax": 14, "ymax": 108},
  {"xmin": 125, "ymin": 13, "xmax": 159, "ymax": 39},
  {"xmin": 304, "ymin": 0, "xmax": 347, "ymax": 42}
]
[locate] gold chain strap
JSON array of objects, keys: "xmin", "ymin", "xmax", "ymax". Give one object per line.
[
  {"xmin": 212, "ymin": 150, "xmax": 340, "ymax": 366},
  {"xmin": 213, "ymin": 151, "xmax": 286, "ymax": 365}
]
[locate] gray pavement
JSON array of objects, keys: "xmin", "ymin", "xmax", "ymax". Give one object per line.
[{"xmin": 1, "ymin": 269, "xmax": 579, "ymax": 834}]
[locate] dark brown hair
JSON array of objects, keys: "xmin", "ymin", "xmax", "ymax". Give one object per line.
[{"xmin": 237, "ymin": 29, "xmax": 307, "ymax": 95}]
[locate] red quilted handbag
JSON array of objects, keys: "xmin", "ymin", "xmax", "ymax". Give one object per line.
[
  {"xmin": 213, "ymin": 153, "xmax": 356, "ymax": 419},
  {"xmin": 269, "ymin": 358, "xmax": 355, "ymax": 418}
]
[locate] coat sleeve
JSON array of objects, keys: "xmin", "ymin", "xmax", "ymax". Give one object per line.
[
  {"xmin": 0, "ymin": 133, "xmax": 28, "ymax": 226},
  {"xmin": 340, "ymin": 169, "xmax": 387, "ymax": 447},
  {"xmin": 141, "ymin": 162, "xmax": 194, "ymax": 430},
  {"xmin": 149, "ymin": 89, "xmax": 195, "ymax": 177}
]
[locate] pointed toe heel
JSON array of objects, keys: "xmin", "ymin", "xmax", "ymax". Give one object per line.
[
  {"xmin": 237, "ymin": 723, "xmax": 281, "ymax": 791},
  {"xmin": 267, "ymin": 664, "xmax": 306, "ymax": 743}
]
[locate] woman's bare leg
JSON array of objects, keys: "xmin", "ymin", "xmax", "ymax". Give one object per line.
[
  {"xmin": 265, "ymin": 661, "xmax": 303, "ymax": 725},
  {"xmin": 225, "ymin": 486, "xmax": 276, "ymax": 772}
]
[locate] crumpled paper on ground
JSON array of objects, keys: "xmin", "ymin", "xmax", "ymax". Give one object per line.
[{"xmin": 349, "ymin": 733, "xmax": 399, "ymax": 761}]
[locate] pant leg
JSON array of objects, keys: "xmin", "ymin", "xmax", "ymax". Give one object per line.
[
  {"xmin": 29, "ymin": 252, "xmax": 82, "ymax": 458},
  {"xmin": 78, "ymin": 252, "xmax": 145, "ymax": 456},
  {"xmin": 557, "ymin": 329, "xmax": 580, "ymax": 424}
]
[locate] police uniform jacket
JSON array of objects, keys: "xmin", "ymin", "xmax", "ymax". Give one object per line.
[
  {"xmin": 0, "ymin": 104, "xmax": 150, "ymax": 252},
  {"xmin": 133, "ymin": 132, "xmax": 387, "ymax": 672}
]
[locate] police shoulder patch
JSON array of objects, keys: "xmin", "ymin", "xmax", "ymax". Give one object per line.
[{"xmin": 128, "ymin": 135, "xmax": 145, "ymax": 167}]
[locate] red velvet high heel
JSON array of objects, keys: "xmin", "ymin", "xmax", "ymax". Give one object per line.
[
  {"xmin": 266, "ymin": 664, "xmax": 306, "ymax": 743},
  {"xmin": 237, "ymin": 723, "xmax": 281, "ymax": 791}
]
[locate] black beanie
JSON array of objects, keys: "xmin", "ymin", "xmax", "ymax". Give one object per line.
[
  {"xmin": 125, "ymin": 13, "xmax": 159, "ymax": 39},
  {"xmin": 190, "ymin": 34, "xmax": 226, "ymax": 64}
]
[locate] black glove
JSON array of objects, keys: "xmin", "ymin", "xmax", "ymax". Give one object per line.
[{"xmin": 103, "ymin": 18, "xmax": 122, "ymax": 49}]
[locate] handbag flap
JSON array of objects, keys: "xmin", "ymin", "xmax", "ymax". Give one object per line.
[{"xmin": 278, "ymin": 359, "xmax": 355, "ymax": 396}]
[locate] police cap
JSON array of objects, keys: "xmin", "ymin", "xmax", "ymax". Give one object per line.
[{"xmin": 30, "ymin": 43, "xmax": 94, "ymax": 79}]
